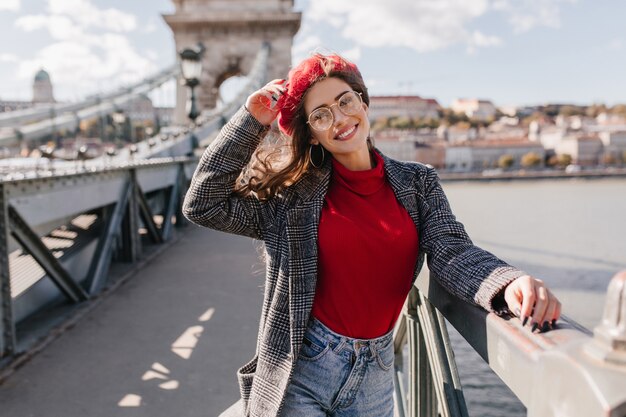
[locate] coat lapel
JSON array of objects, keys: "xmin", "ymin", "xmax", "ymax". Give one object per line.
[
  {"xmin": 382, "ymin": 154, "xmax": 421, "ymax": 232},
  {"xmin": 286, "ymin": 162, "xmax": 330, "ymax": 358}
]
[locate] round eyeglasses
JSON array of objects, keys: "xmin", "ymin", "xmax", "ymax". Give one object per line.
[{"xmin": 306, "ymin": 91, "xmax": 363, "ymax": 131}]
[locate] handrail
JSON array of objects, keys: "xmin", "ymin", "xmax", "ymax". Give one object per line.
[
  {"xmin": 392, "ymin": 270, "xmax": 626, "ymax": 417},
  {"xmin": 0, "ymin": 43, "xmax": 270, "ymax": 174},
  {"xmin": 0, "ymin": 42, "xmax": 274, "ymax": 367},
  {"xmin": 0, "ymin": 65, "xmax": 178, "ymax": 128},
  {"xmin": 0, "ymin": 157, "xmax": 197, "ymax": 362}
]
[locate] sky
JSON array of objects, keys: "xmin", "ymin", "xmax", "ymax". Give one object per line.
[{"xmin": 0, "ymin": 0, "xmax": 625, "ymax": 108}]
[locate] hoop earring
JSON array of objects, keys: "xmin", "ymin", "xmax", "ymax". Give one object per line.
[{"xmin": 309, "ymin": 144, "xmax": 325, "ymax": 169}]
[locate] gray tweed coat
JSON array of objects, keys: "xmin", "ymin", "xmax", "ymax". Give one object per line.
[{"xmin": 183, "ymin": 107, "xmax": 525, "ymax": 417}]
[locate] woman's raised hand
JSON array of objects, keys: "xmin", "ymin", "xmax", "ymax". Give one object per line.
[
  {"xmin": 504, "ymin": 275, "xmax": 562, "ymax": 332},
  {"xmin": 245, "ymin": 79, "xmax": 287, "ymax": 126}
]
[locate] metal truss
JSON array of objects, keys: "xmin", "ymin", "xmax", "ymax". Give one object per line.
[{"xmin": 0, "ymin": 159, "xmax": 195, "ymax": 359}]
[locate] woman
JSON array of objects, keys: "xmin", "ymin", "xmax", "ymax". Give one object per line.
[{"xmin": 183, "ymin": 53, "xmax": 561, "ymax": 417}]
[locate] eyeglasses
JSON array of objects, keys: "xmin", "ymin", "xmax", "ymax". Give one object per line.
[{"xmin": 306, "ymin": 91, "xmax": 363, "ymax": 131}]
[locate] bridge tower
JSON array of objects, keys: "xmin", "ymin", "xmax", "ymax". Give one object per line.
[{"xmin": 163, "ymin": 0, "xmax": 301, "ymax": 124}]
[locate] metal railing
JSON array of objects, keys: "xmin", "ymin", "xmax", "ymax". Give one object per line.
[
  {"xmin": 392, "ymin": 271, "xmax": 626, "ymax": 417},
  {"xmin": 0, "ymin": 42, "xmax": 272, "ymax": 366},
  {"xmin": 0, "ymin": 65, "xmax": 178, "ymax": 145},
  {"xmin": 0, "ymin": 157, "xmax": 199, "ymax": 360}
]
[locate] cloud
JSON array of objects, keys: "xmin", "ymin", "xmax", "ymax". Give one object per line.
[
  {"xmin": 17, "ymin": 35, "xmax": 157, "ymax": 96},
  {"xmin": 306, "ymin": 0, "xmax": 491, "ymax": 53},
  {"xmin": 492, "ymin": 0, "xmax": 576, "ymax": 33},
  {"xmin": 0, "ymin": 53, "xmax": 18, "ymax": 62},
  {"xmin": 292, "ymin": 34, "xmax": 324, "ymax": 63},
  {"xmin": 340, "ymin": 47, "xmax": 362, "ymax": 62},
  {"xmin": 302, "ymin": 0, "xmax": 576, "ymax": 54},
  {"xmin": 47, "ymin": 0, "xmax": 136, "ymax": 32},
  {"xmin": 466, "ymin": 30, "xmax": 503, "ymax": 54},
  {"xmin": 16, "ymin": 0, "xmax": 136, "ymax": 36},
  {"xmin": 142, "ymin": 21, "xmax": 159, "ymax": 34},
  {"xmin": 13, "ymin": 0, "xmax": 154, "ymax": 100},
  {"xmin": 16, "ymin": 14, "xmax": 83, "ymax": 40},
  {"xmin": 0, "ymin": 0, "xmax": 20, "ymax": 12}
]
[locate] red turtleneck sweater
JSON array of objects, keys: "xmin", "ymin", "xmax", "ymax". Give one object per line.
[{"xmin": 311, "ymin": 152, "xmax": 419, "ymax": 339}]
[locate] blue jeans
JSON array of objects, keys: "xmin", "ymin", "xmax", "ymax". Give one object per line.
[{"xmin": 280, "ymin": 317, "xmax": 395, "ymax": 417}]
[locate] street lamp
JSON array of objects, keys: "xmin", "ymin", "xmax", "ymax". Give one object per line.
[{"xmin": 179, "ymin": 43, "xmax": 205, "ymax": 123}]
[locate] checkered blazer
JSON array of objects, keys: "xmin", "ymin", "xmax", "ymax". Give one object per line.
[{"xmin": 183, "ymin": 107, "xmax": 525, "ymax": 417}]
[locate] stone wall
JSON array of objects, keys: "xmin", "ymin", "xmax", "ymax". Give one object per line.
[{"xmin": 164, "ymin": 0, "xmax": 301, "ymax": 124}]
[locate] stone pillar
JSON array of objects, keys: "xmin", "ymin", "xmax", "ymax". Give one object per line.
[{"xmin": 163, "ymin": 0, "xmax": 301, "ymax": 125}]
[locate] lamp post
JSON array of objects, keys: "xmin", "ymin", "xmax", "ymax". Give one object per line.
[{"xmin": 179, "ymin": 43, "xmax": 205, "ymax": 124}]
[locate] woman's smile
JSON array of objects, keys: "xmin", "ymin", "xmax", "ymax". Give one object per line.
[{"xmin": 335, "ymin": 124, "xmax": 358, "ymax": 141}]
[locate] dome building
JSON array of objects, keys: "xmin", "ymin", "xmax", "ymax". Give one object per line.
[{"xmin": 32, "ymin": 69, "xmax": 55, "ymax": 103}]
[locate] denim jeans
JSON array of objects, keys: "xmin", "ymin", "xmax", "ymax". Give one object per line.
[{"xmin": 279, "ymin": 317, "xmax": 395, "ymax": 417}]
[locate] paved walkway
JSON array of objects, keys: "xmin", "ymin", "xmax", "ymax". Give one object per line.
[{"xmin": 0, "ymin": 226, "xmax": 264, "ymax": 417}]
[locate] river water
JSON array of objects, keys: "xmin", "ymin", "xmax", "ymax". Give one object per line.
[{"xmin": 415, "ymin": 177, "xmax": 626, "ymax": 417}]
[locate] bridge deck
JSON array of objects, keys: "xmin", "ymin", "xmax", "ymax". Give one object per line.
[{"xmin": 0, "ymin": 226, "xmax": 262, "ymax": 417}]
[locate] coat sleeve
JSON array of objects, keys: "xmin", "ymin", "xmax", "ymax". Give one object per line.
[
  {"xmin": 182, "ymin": 106, "xmax": 278, "ymax": 241},
  {"xmin": 419, "ymin": 167, "xmax": 526, "ymax": 313}
]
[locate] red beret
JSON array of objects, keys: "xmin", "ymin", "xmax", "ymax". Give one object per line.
[{"xmin": 277, "ymin": 54, "xmax": 360, "ymax": 135}]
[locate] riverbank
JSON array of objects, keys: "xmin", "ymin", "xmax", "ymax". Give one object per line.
[{"xmin": 439, "ymin": 167, "xmax": 626, "ymax": 181}]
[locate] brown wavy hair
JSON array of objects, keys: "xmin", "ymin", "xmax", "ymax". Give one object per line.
[{"xmin": 236, "ymin": 54, "xmax": 370, "ymax": 200}]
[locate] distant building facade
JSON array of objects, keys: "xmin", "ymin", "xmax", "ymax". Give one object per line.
[
  {"xmin": 368, "ymin": 95, "xmax": 440, "ymax": 121},
  {"xmin": 32, "ymin": 69, "xmax": 55, "ymax": 103},
  {"xmin": 451, "ymin": 98, "xmax": 497, "ymax": 120},
  {"xmin": 155, "ymin": 107, "xmax": 175, "ymax": 127},
  {"xmin": 0, "ymin": 69, "xmax": 56, "ymax": 112},
  {"xmin": 415, "ymin": 142, "xmax": 446, "ymax": 169},
  {"xmin": 0, "ymin": 100, "xmax": 32, "ymax": 113},
  {"xmin": 445, "ymin": 140, "xmax": 545, "ymax": 171},
  {"xmin": 555, "ymin": 135, "xmax": 604, "ymax": 166}
]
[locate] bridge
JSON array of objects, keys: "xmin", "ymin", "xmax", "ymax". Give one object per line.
[{"xmin": 1, "ymin": 2, "xmax": 626, "ymax": 416}]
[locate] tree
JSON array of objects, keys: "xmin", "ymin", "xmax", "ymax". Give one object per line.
[
  {"xmin": 556, "ymin": 154, "xmax": 573, "ymax": 167},
  {"xmin": 521, "ymin": 111, "xmax": 544, "ymax": 127},
  {"xmin": 440, "ymin": 108, "xmax": 468, "ymax": 126},
  {"xmin": 498, "ymin": 154, "xmax": 515, "ymax": 169},
  {"xmin": 610, "ymin": 104, "xmax": 626, "ymax": 117},
  {"xmin": 601, "ymin": 153, "xmax": 617, "ymax": 166},
  {"xmin": 370, "ymin": 117, "xmax": 390, "ymax": 132},
  {"xmin": 559, "ymin": 105, "xmax": 585, "ymax": 117},
  {"xmin": 586, "ymin": 104, "xmax": 607, "ymax": 118},
  {"xmin": 416, "ymin": 117, "xmax": 439, "ymax": 129},
  {"xmin": 389, "ymin": 116, "xmax": 412, "ymax": 129},
  {"xmin": 521, "ymin": 152, "xmax": 542, "ymax": 168}
]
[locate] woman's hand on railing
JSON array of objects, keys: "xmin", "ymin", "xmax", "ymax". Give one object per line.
[
  {"xmin": 245, "ymin": 79, "xmax": 286, "ymax": 126},
  {"xmin": 504, "ymin": 275, "xmax": 562, "ymax": 332}
]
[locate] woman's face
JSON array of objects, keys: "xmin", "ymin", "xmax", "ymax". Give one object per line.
[{"xmin": 303, "ymin": 77, "xmax": 371, "ymax": 170}]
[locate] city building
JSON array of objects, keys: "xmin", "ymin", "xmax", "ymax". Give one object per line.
[
  {"xmin": 372, "ymin": 127, "xmax": 440, "ymax": 163},
  {"xmin": 437, "ymin": 125, "xmax": 478, "ymax": 143},
  {"xmin": 373, "ymin": 132, "xmax": 419, "ymax": 162},
  {"xmin": 555, "ymin": 135, "xmax": 603, "ymax": 166},
  {"xmin": 0, "ymin": 100, "xmax": 32, "ymax": 113},
  {"xmin": 445, "ymin": 139, "xmax": 545, "ymax": 171},
  {"xmin": 155, "ymin": 107, "xmax": 175, "ymax": 127},
  {"xmin": 0, "ymin": 69, "xmax": 56, "ymax": 112},
  {"xmin": 599, "ymin": 131, "xmax": 626, "ymax": 162},
  {"xmin": 32, "ymin": 69, "xmax": 55, "ymax": 103},
  {"xmin": 368, "ymin": 95, "xmax": 440, "ymax": 121},
  {"xmin": 415, "ymin": 142, "xmax": 446, "ymax": 169},
  {"xmin": 450, "ymin": 98, "xmax": 497, "ymax": 120}
]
